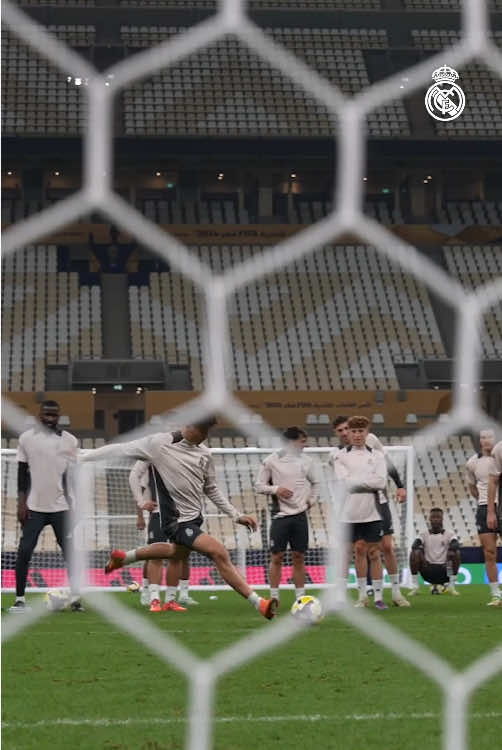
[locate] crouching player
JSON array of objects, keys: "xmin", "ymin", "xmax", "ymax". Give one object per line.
[{"xmin": 408, "ymin": 508, "xmax": 460, "ymax": 595}]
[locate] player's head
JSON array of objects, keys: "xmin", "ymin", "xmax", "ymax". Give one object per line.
[
  {"xmin": 39, "ymin": 400, "xmax": 60, "ymax": 431},
  {"xmin": 283, "ymin": 426, "xmax": 307, "ymax": 451},
  {"xmin": 429, "ymin": 507, "xmax": 444, "ymax": 532},
  {"xmin": 333, "ymin": 415, "xmax": 350, "ymax": 445},
  {"xmin": 479, "ymin": 429, "xmax": 495, "ymax": 454},
  {"xmin": 183, "ymin": 416, "xmax": 218, "ymax": 444},
  {"xmin": 346, "ymin": 416, "xmax": 370, "ymax": 447}
]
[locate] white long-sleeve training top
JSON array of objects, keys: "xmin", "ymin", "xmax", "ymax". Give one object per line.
[
  {"xmin": 332, "ymin": 445, "xmax": 387, "ymax": 523},
  {"xmin": 255, "ymin": 449, "xmax": 320, "ymax": 518},
  {"xmin": 81, "ymin": 432, "xmax": 241, "ymax": 524}
]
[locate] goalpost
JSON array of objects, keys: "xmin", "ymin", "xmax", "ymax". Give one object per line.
[{"xmin": 0, "ymin": 444, "xmax": 414, "ymax": 592}]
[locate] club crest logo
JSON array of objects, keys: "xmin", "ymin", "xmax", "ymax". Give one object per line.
[{"xmin": 425, "ymin": 65, "xmax": 466, "ymax": 122}]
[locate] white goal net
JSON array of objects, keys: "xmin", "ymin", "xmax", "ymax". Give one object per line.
[{"xmin": 1, "ymin": 445, "xmax": 413, "ymax": 592}]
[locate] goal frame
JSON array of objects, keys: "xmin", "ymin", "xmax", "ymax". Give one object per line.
[{"xmin": 1, "ymin": 444, "xmax": 414, "ymax": 593}]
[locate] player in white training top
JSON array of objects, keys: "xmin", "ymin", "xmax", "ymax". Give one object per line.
[
  {"xmin": 255, "ymin": 426, "xmax": 320, "ymax": 604},
  {"xmin": 486, "ymin": 437, "xmax": 502, "ymax": 606},
  {"xmin": 9, "ymin": 400, "xmax": 83, "ymax": 613},
  {"xmin": 81, "ymin": 417, "xmax": 278, "ymax": 620},
  {"xmin": 129, "ymin": 458, "xmax": 198, "ymax": 611},
  {"xmin": 466, "ymin": 430, "xmax": 501, "ymax": 607},
  {"xmin": 328, "ymin": 416, "xmax": 409, "ymax": 607},
  {"xmin": 408, "ymin": 508, "xmax": 460, "ymax": 595},
  {"xmin": 333, "ymin": 416, "xmax": 388, "ymax": 610}
]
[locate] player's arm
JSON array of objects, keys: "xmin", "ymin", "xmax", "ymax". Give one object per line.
[
  {"xmin": 255, "ymin": 460, "xmax": 292, "ymax": 499},
  {"xmin": 487, "ymin": 470, "xmax": 499, "ymax": 530},
  {"xmin": 80, "ymin": 434, "xmax": 163, "ymax": 463},
  {"xmin": 16, "ymin": 436, "xmax": 31, "ymax": 526},
  {"xmin": 204, "ymin": 457, "xmax": 257, "ymax": 531},
  {"xmin": 465, "ymin": 461, "xmax": 479, "ymax": 500},
  {"xmin": 385, "ymin": 456, "xmax": 406, "ymax": 501},
  {"xmin": 350, "ymin": 452, "xmax": 387, "ymax": 493},
  {"xmin": 306, "ymin": 460, "xmax": 321, "ymax": 510}
]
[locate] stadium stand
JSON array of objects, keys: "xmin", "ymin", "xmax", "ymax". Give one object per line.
[
  {"xmin": 438, "ymin": 201, "xmax": 502, "ymax": 224},
  {"xmin": 442, "ymin": 245, "xmax": 502, "ymax": 358},
  {"xmin": 1, "ymin": 246, "xmax": 103, "ymax": 391},
  {"xmin": 2, "ymin": 31, "xmax": 87, "ymax": 135},
  {"xmin": 121, "ymin": 27, "xmax": 409, "ymax": 137},
  {"xmin": 128, "ymin": 244, "xmax": 446, "ymax": 391},
  {"xmin": 412, "ymin": 30, "xmax": 502, "ymax": 138}
]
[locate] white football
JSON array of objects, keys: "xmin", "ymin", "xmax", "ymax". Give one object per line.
[
  {"xmin": 127, "ymin": 581, "xmax": 141, "ymax": 592},
  {"xmin": 44, "ymin": 590, "xmax": 70, "ymax": 612},
  {"xmin": 290, "ymin": 595, "xmax": 323, "ymax": 624}
]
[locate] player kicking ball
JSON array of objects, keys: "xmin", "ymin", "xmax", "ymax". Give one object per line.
[
  {"xmin": 80, "ymin": 417, "xmax": 277, "ymax": 620},
  {"xmin": 408, "ymin": 508, "xmax": 460, "ymax": 596}
]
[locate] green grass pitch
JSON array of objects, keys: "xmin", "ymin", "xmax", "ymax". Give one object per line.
[{"xmin": 2, "ymin": 587, "xmax": 501, "ymax": 750}]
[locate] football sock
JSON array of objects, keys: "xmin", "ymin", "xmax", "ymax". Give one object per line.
[
  {"xmin": 248, "ymin": 592, "xmax": 260, "ymax": 610},
  {"xmin": 142, "ymin": 577, "xmax": 149, "ymax": 591},
  {"xmin": 489, "ymin": 582, "xmax": 501, "ymax": 597},
  {"xmin": 373, "ymin": 580, "xmax": 383, "ymax": 602},
  {"xmin": 410, "ymin": 574, "xmax": 419, "ymax": 588},
  {"xmin": 165, "ymin": 586, "xmax": 177, "ymax": 603},
  {"xmin": 179, "ymin": 579, "xmax": 189, "ymax": 598},
  {"xmin": 270, "ymin": 587, "xmax": 279, "ymax": 600},
  {"xmin": 149, "ymin": 584, "xmax": 160, "ymax": 603},
  {"xmin": 124, "ymin": 549, "xmax": 137, "ymax": 564},
  {"xmin": 295, "ymin": 587, "xmax": 305, "ymax": 599},
  {"xmin": 357, "ymin": 577, "xmax": 367, "ymax": 599},
  {"xmin": 16, "ymin": 596, "xmax": 25, "ymax": 603},
  {"xmin": 389, "ymin": 573, "xmax": 401, "ymax": 596},
  {"xmin": 71, "ymin": 595, "xmax": 80, "ymax": 604}
]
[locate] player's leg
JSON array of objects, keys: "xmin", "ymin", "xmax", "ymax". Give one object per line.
[
  {"xmin": 178, "ymin": 555, "xmax": 198, "ymax": 606},
  {"xmin": 163, "ymin": 553, "xmax": 189, "ymax": 611},
  {"xmin": 141, "ymin": 562, "xmax": 150, "ymax": 605},
  {"xmin": 290, "ymin": 511, "xmax": 309, "ymax": 599},
  {"xmin": 10, "ymin": 511, "xmax": 47, "ymax": 611},
  {"xmin": 444, "ymin": 547, "xmax": 461, "ymax": 595},
  {"xmin": 368, "ymin": 539, "xmax": 387, "ymax": 610},
  {"xmin": 381, "ymin": 534, "xmax": 409, "ymax": 607},
  {"xmin": 479, "ymin": 532, "xmax": 502, "ymax": 605},
  {"xmin": 353, "ymin": 536, "xmax": 369, "ymax": 606},
  {"xmin": 50, "ymin": 510, "xmax": 84, "ymax": 611},
  {"xmin": 190, "ymin": 532, "xmax": 277, "ymax": 618},
  {"xmin": 147, "ymin": 559, "xmax": 164, "ymax": 611},
  {"xmin": 269, "ymin": 516, "xmax": 288, "ymax": 602},
  {"xmin": 269, "ymin": 551, "xmax": 285, "ymax": 603}
]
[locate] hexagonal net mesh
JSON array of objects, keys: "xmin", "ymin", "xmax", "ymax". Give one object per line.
[{"xmin": 1, "ymin": 2, "xmax": 502, "ymax": 749}]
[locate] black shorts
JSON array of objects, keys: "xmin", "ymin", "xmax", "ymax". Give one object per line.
[
  {"xmin": 147, "ymin": 513, "xmax": 166, "ymax": 544},
  {"xmin": 270, "ymin": 512, "xmax": 309, "ymax": 553},
  {"xmin": 421, "ymin": 563, "xmax": 449, "ymax": 585},
  {"xmin": 348, "ymin": 520, "xmax": 384, "ymax": 544},
  {"xmin": 476, "ymin": 505, "xmax": 500, "ymax": 536},
  {"xmin": 378, "ymin": 501, "xmax": 394, "ymax": 536},
  {"xmin": 167, "ymin": 515, "xmax": 204, "ymax": 549}
]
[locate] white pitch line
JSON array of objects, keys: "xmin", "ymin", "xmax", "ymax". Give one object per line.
[{"xmin": 4, "ymin": 712, "xmax": 502, "ymax": 729}]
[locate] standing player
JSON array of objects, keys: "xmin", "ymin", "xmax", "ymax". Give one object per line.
[
  {"xmin": 408, "ymin": 508, "xmax": 460, "ymax": 595},
  {"xmin": 9, "ymin": 401, "xmax": 84, "ymax": 613},
  {"xmin": 129, "ymin": 459, "xmax": 198, "ymax": 611},
  {"xmin": 80, "ymin": 417, "xmax": 277, "ymax": 619},
  {"xmin": 328, "ymin": 416, "xmax": 409, "ymax": 606},
  {"xmin": 333, "ymin": 416, "xmax": 388, "ymax": 610},
  {"xmin": 487, "ymin": 438, "xmax": 502, "ymax": 606},
  {"xmin": 255, "ymin": 427, "xmax": 320, "ymax": 604}
]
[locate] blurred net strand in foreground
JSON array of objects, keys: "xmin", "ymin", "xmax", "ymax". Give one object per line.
[{"xmin": 1, "ymin": 0, "xmax": 502, "ymax": 748}]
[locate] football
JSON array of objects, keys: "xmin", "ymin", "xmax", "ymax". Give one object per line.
[
  {"xmin": 290, "ymin": 595, "xmax": 323, "ymax": 624},
  {"xmin": 44, "ymin": 590, "xmax": 70, "ymax": 612},
  {"xmin": 127, "ymin": 581, "xmax": 141, "ymax": 592}
]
